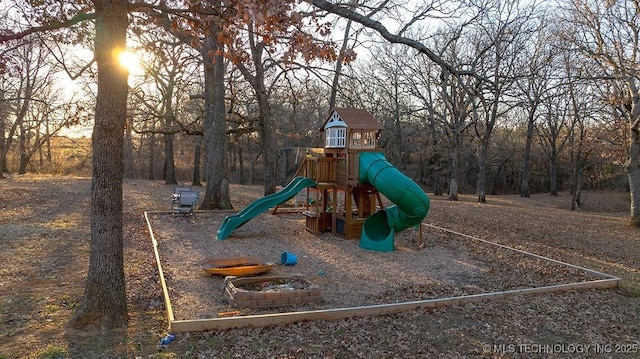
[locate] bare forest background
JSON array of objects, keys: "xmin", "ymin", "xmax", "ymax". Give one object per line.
[
  {"xmin": 1, "ymin": 0, "xmax": 636, "ymax": 203},
  {"xmin": 2, "ymin": 107, "xmax": 629, "ymax": 197}
]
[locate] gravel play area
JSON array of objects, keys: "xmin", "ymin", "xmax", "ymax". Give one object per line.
[{"xmin": 148, "ymin": 209, "xmax": 607, "ymax": 321}]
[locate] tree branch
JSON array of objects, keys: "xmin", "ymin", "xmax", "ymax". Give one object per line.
[
  {"xmin": 306, "ymin": 0, "xmax": 490, "ymax": 83},
  {"xmin": 0, "ymin": 12, "xmax": 95, "ymax": 43}
]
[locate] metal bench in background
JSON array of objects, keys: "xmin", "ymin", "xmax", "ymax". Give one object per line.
[{"xmin": 171, "ymin": 186, "xmax": 199, "ymax": 217}]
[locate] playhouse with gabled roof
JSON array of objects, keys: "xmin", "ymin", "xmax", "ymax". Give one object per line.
[
  {"xmin": 295, "ymin": 107, "xmax": 386, "ymax": 239},
  {"xmin": 323, "ymin": 107, "xmax": 384, "ymax": 151}
]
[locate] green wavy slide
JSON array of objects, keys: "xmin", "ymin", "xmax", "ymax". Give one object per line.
[
  {"xmin": 216, "ymin": 176, "xmax": 317, "ymax": 240},
  {"xmin": 358, "ymin": 151, "xmax": 430, "ymax": 252}
]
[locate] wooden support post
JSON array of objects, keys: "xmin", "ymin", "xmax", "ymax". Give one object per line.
[{"xmin": 417, "ymin": 222, "xmax": 425, "ymax": 250}]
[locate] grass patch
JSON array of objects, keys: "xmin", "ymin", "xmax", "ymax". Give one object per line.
[
  {"xmin": 36, "ymin": 345, "xmax": 68, "ymax": 359},
  {"xmin": 43, "ymin": 303, "xmax": 61, "ymax": 314},
  {"xmin": 620, "ymin": 285, "xmax": 640, "ymax": 297}
]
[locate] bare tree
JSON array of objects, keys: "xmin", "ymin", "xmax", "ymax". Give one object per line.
[
  {"xmin": 2, "ymin": 0, "xmax": 135, "ymax": 330},
  {"xmin": 307, "ymin": 0, "xmax": 486, "ymax": 81},
  {"xmin": 225, "ymin": 5, "xmax": 346, "ymax": 195},
  {"xmin": 67, "ymin": 0, "xmax": 130, "ymax": 330},
  {"xmin": 561, "ymin": 50, "xmax": 599, "ymax": 209},
  {"xmin": 470, "ymin": 0, "xmax": 536, "ymax": 203},
  {"xmin": 537, "ymin": 92, "xmax": 574, "ymax": 195},
  {"xmin": 129, "ymin": 34, "xmax": 199, "ymax": 184},
  {"xmin": 562, "ymin": 0, "xmax": 640, "ymax": 225},
  {"xmin": 0, "ymin": 35, "xmax": 85, "ymax": 174},
  {"xmin": 230, "ymin": 23, "xmax": 280, "ymax": 195},
  {"xmin": 401, "ymin": 43, "xmax": 448, "ymax": 193},
  {"xmin": 0, "ymin": 86, "xmax": 9, "ymax": 176},
  {"xmin": 515, "ymin": 19, "xmax": 557, "ymax": 197},
  {"xmin": 307, "ymin": 0, "xmax": 490, "ymax": 201},
  {"xmin": 152, "ymin": 2, "xmax": 232, "ymax": 209},
  {"xmin": 442, "ymin": 69, "xmax": 477, "ymax": 200},
  {"xmin": 349, "ymin": 42, "xmax": 415, "ymax": 168}
]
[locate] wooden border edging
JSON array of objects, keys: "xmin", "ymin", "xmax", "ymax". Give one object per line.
[
  {"xmin": 144, "ymin": 211, "xmax": 175, "ymax": 324},
  {"xmin": 169, "ymin": 278, "xmax": 618, "ymax": 332},
  {"xmin": 144, "ymin": 212, "xmax": 621, "ymax": 333},
  {"xmin": 424, "ymin": 223, "xmax": 622, "ymax": 280}
]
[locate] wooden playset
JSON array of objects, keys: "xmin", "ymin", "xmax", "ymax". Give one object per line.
[
  {"xmin": 285, "ymin": 107, "xmax": 386, "ymax": 239},
  {"xmin": 219, "ymin": 107, "xmax": 429, "ymax": 251}
]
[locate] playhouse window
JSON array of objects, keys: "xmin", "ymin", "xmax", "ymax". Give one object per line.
[
  {"xmin": 363, "ymin": 131, "xmax": 376, "ymax": 148},
  {"xmin": 325, "ymin": 127, "xmax": 346, "ymax": 148},
  {"xmin": 351, "ymin": 131, "xmax": 376, "ymax": 149},
  {"xmin": 351, "ymin": 132, "xmax": 362, "ymax": 148}
]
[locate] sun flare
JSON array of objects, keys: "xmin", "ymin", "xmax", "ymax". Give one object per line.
[{"xmin": 117, "ymin": 50, "xmax": 141, "ymax": 74}]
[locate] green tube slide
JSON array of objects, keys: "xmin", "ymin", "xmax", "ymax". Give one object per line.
[
  {"xmin": 217, "ymin": 176, "xmax": 316, "ymax": 240},
  {"xmin": 358, "ymin": 152, "xmax": 430, "ymax": 252}
]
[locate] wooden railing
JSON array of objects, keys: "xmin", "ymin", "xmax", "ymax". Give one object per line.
[{"xmin": 300, "ymin": 157, "xmax": 335, "ymax": 183}]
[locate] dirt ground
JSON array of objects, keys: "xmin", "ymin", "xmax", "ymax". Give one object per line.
[
  {"xmin": 151, "ymin": 212, "xmax": 600, "ymax": 321},
  {"xmin": 0, "ymin": 175, "xmax": 638, "ymax": 358}
]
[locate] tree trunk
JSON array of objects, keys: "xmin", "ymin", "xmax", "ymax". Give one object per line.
[
  {"xmin": 18, "ymin": 122, "xmax": 28, "ymax": 174},
  {"xmin": 123, "ymin": 118, "xmax": 134, "ymax": 178},
  {"xmin": 0, "ymin": 88, "xmax": 7, "ymax": 174},
  {"xmin": 238, "ymin": 142, "xmax": 245, "ymax": 185},
  {"xmin": 570, "ymin": 126, "xmax": 582, "ymax": 210},
  {"xmin": 163, "ymin": 133, "xmax": 177, "ymax": 184},
  {"xmin": 571, "ymin": 165, "xmax": 583, "ymax": 210},
  {"xmin": 329, "ymin": 19, "xmax": 352, "ymax": 109},
  {"xmin": 0, "ymin": 98, "xmax": 21, "ymax": 174},
  {"xmin": 520, "ymin": 113, "xmax": 535, "ymax": 197},
  {"xmin": 15, "ymin": 80, "xmax": 33, "ymax": 174},
  {"xmin": 200, "ymin": 25, "xmax": 232, "ymax": 210},
  {"xmin": 390, "ymin": 78, "xmax": 403, "ymax": 167},
  {"xmin": 192, "ymin": 135, "xmax": 203, "ymax": 186},
  {"xmin": 427, "ymin": 119, "xmax": 442, "ymax": 196},
  {"xmin": 570, "ymin": 125, "xmax": 584, "ymax": 209},
  {"xmin": 257, "ymin": 90, "xmax": 277, "ymax": 195},
  {"xmin": 45, "ymin": 121, "xmax": 52, "ymax": 164},
  {"xmin": 549, "ymin": 147, "xmax": 558, "ymax": 196},
  {"xmin": 240, "ymin": 26, "xmax": 277, "ymax": 196},
  {"xmin": 162, "ymin": 78, "xmax": 177, "ymax": 184},
  {"xmin": 69, "ymin": 0, "xmax": 128, "ymax": 330},
  {"xmin": 629, "ymin": 128, "xmax": 640, "ymax": 226},
  {"xmin": 627, "ymin": 79, "xmax": 640, "ymax": 226},
  {"xmin": 448, "ymin": 133, "xmax": 460, "ymax": 201},
  {"xmin": 477, "ymin": 138, "xmax": 488, "ymax": 203},
  {"xmin": 148, "ymin": 129, "xmax": 156, "ymax": 180},
  {"xmin": 433, "ymin": 170, "xmax": 443, "ymax": 196}
]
